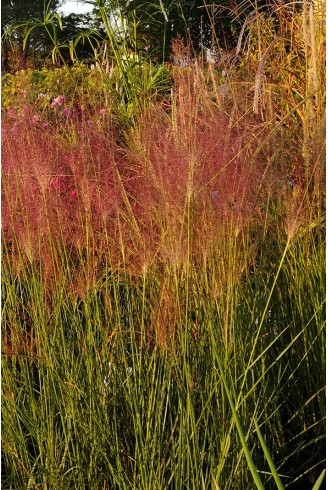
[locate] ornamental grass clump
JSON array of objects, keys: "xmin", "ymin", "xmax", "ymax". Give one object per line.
[
  {"xmin": 2, "ymin": 59, "xmax": 276, "ymax": 281},
  {"xmin": 1, "ymin": 108, "xmax": 128, "ymax": 286},
  {"xmin": 1, "ymin": 1, "xmax": 326, "ymax": 487},
  {"xmin": 124, "ymin": 60, "xmax": 275, "ymax": 272}
]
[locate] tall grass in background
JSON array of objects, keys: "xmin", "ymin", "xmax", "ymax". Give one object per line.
[{"xmin": 1, "ymin": 0, "xmax": 325, "ymax": 488}]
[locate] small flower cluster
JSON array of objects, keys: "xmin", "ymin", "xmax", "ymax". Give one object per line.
[
  {"xmin": 50, "ymin": 95, "xmax": 73, "ymax": 118},
  {"xmin": 51, "ymin": 95, "xmax": 66, "ymax": 108}
]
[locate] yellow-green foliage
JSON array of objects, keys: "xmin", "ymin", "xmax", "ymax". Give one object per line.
[
  {"xmin": 2, "ymin": 65, "xmax": 106, "ymax": 113},
  {"xmin": 2, "ymin": 70, "xmax": 32, "ymax": 111}
]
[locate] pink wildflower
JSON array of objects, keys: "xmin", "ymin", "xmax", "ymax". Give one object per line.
[
  {"xmin": 51, "ymin": 95, "xmax": 66, "ymax": 108},
  {"xmin": 32, "ymin": 114, "xmax": 41, "ymax": 123},
  {"xmin": 99, "ymin": 107, "xmax": 107, "ymax": 116},
  {"xmin": 62, "ymin": 106, "xmax": 71, "ymax": 117}
]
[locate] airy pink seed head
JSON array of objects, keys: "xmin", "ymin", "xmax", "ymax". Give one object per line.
[
  {"xmin": 6, "ymin": 109, "xmax": 15, "ymax": 118},
  {"xmin": 50, "ymin": 176, "xmax": 66, "ymax": 192}
]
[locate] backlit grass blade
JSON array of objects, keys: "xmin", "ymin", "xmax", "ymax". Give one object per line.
[
  {"xmin": 254, "ymin": 419, "xmax": 284, "ymax": 490},
  {"xmin": 212, "ymin": 349, "xmax": 265, "ymax": 490},
  {"xmin": 312, "ymin": 469, "xmax": 326, "ymax": 490}
]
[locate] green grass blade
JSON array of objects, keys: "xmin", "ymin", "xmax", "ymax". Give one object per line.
[
  {"xmin": 254, "ymin": 419, "xmax": 284, "ymax": 490},
  {"xmin": 213, "ymin": 352, "xmax": 265, "ymax": 490},
  {"xmin": 311, "ymin": 469, "xmax": 326, "ymax": 490}
]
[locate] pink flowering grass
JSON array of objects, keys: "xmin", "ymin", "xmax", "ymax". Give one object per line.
[
  {"xmin": 2, "ymin": 111, "xmax": 127, "ymax": 284},
  {"xmin": 123, "ymin": 65, "xmax": 278, "ymax": 271},
  {"xmin": 2, "ymin": 63, "xmax": 290, "ymax": 285}
]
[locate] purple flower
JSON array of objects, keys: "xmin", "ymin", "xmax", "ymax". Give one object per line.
[
  {"xmin": 32, "ymin": 114, "xmax": 41, "ymax": 123},
  {"xmin": 62, "ymin": 106, "xmax": 71, "ymax": 117},
  {"xmin": 211, "ymin": 190, "xmax": 219, "ymax": 204},
  {"xmin": 51, "ymin": 95, "xmax": 66, "ymax": 108}
]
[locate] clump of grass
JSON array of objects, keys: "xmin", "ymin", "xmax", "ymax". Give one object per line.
[
  {"xmin": 2, "ymin": 53, "xmax": 274, "ymax": 279},
  {"xmin": 2, "ymin": 201, "xmax": 325, "ymax": 488},
  {"xmin": 2, "ymin": 106, "xmax": 128, "ymax": 285},
  {"xmin": 123, "ymin": 53, "xmax": 278, "ymax": 271},
  {"xmin": 2, "ymin": 1, "xmax": 325, "ymax": 488}
]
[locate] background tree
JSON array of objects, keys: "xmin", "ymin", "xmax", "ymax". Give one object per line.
[
  {"xmin": 99, "ymin": 0, "xmax": 240, "ymax": 63},
  {"xmin": 56, "ymin": 12, "xmax": 107, "ymax": 66},
  {"xmin": 1, "ymin": 0, "xmax": 63, "ymax": 72},
  {"xmin": 91, "ymin": 0, "xmax": 298, "ymax": 64}
]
